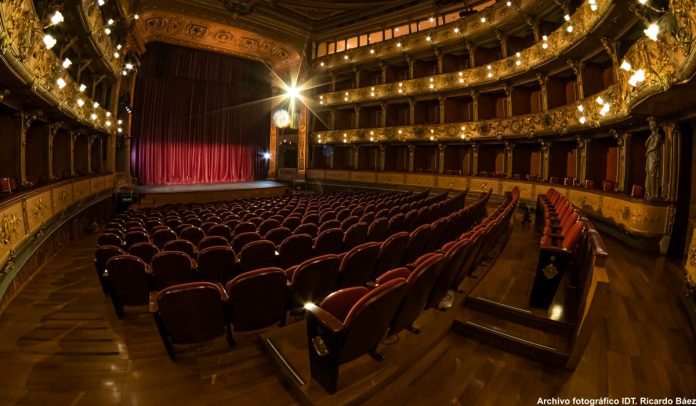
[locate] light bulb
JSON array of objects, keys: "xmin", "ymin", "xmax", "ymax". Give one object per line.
[
  {"xmin": 77, "ymin": 98, "xmax": 85, "ymax": 107},
  {"xmin": 644, "ymin": 23, "xmax": 659, "ymax": 41},
  {"xmin": 62, "ymin": 58, "xmax": 72, "ymax": 68},
  {"xmin": 104, "ymin": 27, "xmax": 111, "ymax": 35},
  {"xmin": 56, "ymin": 78, "xmax": 66, "ymax": 88},
  {"xmin": 50, "ymin": 11, "xmax": 64, "ymax": 25},
  {"xmin": 43, "ymin": 34, "xmax": 57, "ymax": 48},
  {"xmin": 79, "ymin": 84, "xmax": 86, "ymax": 92},
  {"xmin": 98, "ymin": 0, "xmax": 105, "ymax": 6},
  {"xmin": 620, "ymin": 60, "xmax": 632, "ymax": 71}
]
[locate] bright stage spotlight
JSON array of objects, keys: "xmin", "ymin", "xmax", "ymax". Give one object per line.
[
  {"xmin": 262, "ymin": 152, "xmax": 271, "ymax": 160},
  {"xmin": 286, "ymin": 85, "xmax": 300, "ymax": 99},
  {"xmin": 273, "ymin": 109, "xmax": 291, "ymax": 128}
]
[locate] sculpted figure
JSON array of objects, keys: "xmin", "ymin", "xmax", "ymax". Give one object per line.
[{"xmin": 644, "ymin": 117, "xmax": 661, "ymax": 200}]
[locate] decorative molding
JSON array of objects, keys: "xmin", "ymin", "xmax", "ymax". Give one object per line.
[{"xmin": 135, "ymin": 9, "xmax": 300, "ymax": 72}]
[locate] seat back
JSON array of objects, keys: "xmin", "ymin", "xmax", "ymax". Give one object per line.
[
  {"xmin": 403, "ymin": 224, "xmax": 431, "ymax": 264},
  {"xmin": 339, "ymin": 278, "xmax": 408, "ymax": 363},
  {"xmin": 98, "ymin": 233, "xmax": 124, "ymax": 247},
  {"xmin": 106, "ymin": 255, "xmax": 151, "ymax": 306},
  {"xmin": 382, "ymin": 253, "xmax": 446, "ymax": 335},
  {"xmin": 238, "ymin": 240, "xmax": 277, "ymax": 273},
  {"xmin": 157, "ymin": 282, "xmax": 227, "ymax": 345},
  {"xmin": 94, "ymin": 245, "xmax": 125, "ymax": 278},
  {"xmin": 265, "ymin": 227, "xmax": 292, "ymax": 246},
  {"xmin": 163, "ymin": 239, "xmax": 198, "ymax": 258},
  {"xmin": 233, "ymin": 221, "xmax": 257, "ymax": 235},
  {"xmin": 340, "ymin": 216, "xmax": 359, "ymax": 232},
  {"xmin": 125, "ymin": 231, "xmax": 149, "ymax": 249},
  {"xmin": 128, "ymin": 242, "xmax": 160, "ymax": 265},
  {"xmin": 337, "ymin": 242, "xmax": 380, "ymax": 289},
  {"xmin": 403, "ymin": 209, "xmax": 418, "ymax": 232},
  {"xmin": 342, "ymin": 222, "xmax": 368, "ymax": 250},
  {"xmin": 225, "ymin": 267, "xmax": 288, "ymax": 331},
  {"xmin": 631, "ymin": 184, "xmax": 644, "ymax": 198},
  {"xmin": 151, "ymin": 251, "xmax": 195, "ymax": 290},
  {"xmin": 295, "ymin": 223, "xmax": 318, "ymax": 237},
  {"xmin": 386, "ymin": 213, "xmax": 405, "ymax": 235},
  {"xmin": 423, "ymin": 217, "xmax": 447, "ymax": 252},
  {"xmin": 366, "ymin": 217, "xmax": 388, "ymax": 242},
  {"xmin": 374, "ymin": 231, "xmax": 410, "ymax": 276},
  {"xmin": 290, "ymin": 254, "xmax": 340, "ymax": 306},
  {"xmin": 197, "ymin": 246, "xmax": 237, "ymax": 283},
  {"xmin": 428, "ymin": 240, "xmax": 470, "ymax": 308},
  {"xmin": 152, "ymin": 228, "xmax": 177, "ymax": 249},
  {"xmin": 208, "ymin": 224, "xmax": 232, "ymax": 241},
  {"xmin": 258, "ymin": 219, "xmax": 280, "ymax": 236},
  {"xmin": 279, "ymin": 234, "xmax": 314, "ymax": 268},
  {"xmin": 198, "ymin": 236, "xmax": 229, "ymax": 251},
  {"xmin": 231, "ymin": 231, "xmax": 261, "ymax": 253},
  {"xmin": 180, "ymin": 226, "xmax": 205, "ymax": 246},
  {"xmin": 318, "ymin": 219, "xmax": 341, "ymax": 234},
  {"xmin": 314, "ymin": 228, "xmax": 344, "ymax": 255}
]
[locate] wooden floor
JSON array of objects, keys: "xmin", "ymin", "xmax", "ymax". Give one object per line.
[{"xmin": 0, "ymin": 213, "xmax": 694, "ymax": 405}]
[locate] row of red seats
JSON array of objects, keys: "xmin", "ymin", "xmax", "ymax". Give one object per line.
[
  {"xmin": 100, "ymin": 191, "xmax": 492, "ymax": 365},
  {"xmin": 305, "ymin": 188, "xmax": 519, "ymax": 393}
]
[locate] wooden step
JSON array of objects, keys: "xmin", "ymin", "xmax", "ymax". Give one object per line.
[
  {"xmin": 452, "ymin": 308, "xmax": 570, "ymax": 367},
  {"xmin": 464, "ymin": 295, "xmax": 575, "ymax": 334}
]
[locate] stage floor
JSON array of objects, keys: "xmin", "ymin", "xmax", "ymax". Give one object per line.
[
  {"xmin": 135, "ymin": 180, "xmax": 285, "ymax": 194},
  {"xmin": 133, "ymin": 180, "xmax": 288, "ymax": 207}
]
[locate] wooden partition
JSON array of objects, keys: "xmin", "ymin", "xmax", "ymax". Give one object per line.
[
  {"xmin": 74, "ymin": 135, "xmax": 89, "ymax": 175},
  {"xmin": 478, "ymin": 144, "xmax": 504, "ymax": 175},
  {"xmin": 314, "ymin": 111, "xmax": 330, "ymax": 131},
  {"xmin": 26, "ymin": 123, "xmax": 49, "ymax": 186},
  {"xmin": 310, "ymin": 145, "xmax": 330, "ymax": 169},
  {"xmin": 628, "ymin": 131, "xmax": 648, "ymax": 191},
  {"xmin": 547, "ymin": 74, "xmax": 577, "ymax": 109},
  {"xmin": 357, "ymin": 145, "xmax": 379, "ymax": 170},
  {"xmin": 414, "ymin": 99, "xmax": 439, "ymax": 125},
  {"xmin": 444, "ymin": 96, "xmax": 473, "ymax": 123},
  {"xmin": 0, "ymin": 113, "xmax": 20, "ymax": 183},
  {"xmin": 334, "ymin": 108, "xmax": 355, "ymax": 130},
  {"xmin": 413, "ymin": 144, "xmax": 437, "ymax": 173},
  {"xmin": 384, "ymin": 145, "xmax": 409, "ymax": 172},
  {"xmin": 359, "ymin": 105, "xmax": 381, "ymax": 128},
  {"xmin": 586, "ymin": 137, "xmax": 618, "ymax": 189},
  {"xmin": 53, "ymin": 130, "xmax": 71, "ymax": 179},
  {"xmin": 359, "ymin": 69, "xmax": 382, "ymax": 87},
  {"xmin": 386, "ymin": 103, "xmax": 410, "ymax": 126},
  {"xmin": 334, "ymin": 74, "xmax": 354, "ymax": 91},
  {"xmin": 549, "ymin": 141, "xmax": 577, "ymax": 181},
  {"xmin": 332, "ymin": 145, "xmax": 353, "ymax": 169},
  {"xmin": 385, "ymin": 64, "xmax": 410, "ymax": 83},
  {"xmin": 474, "ymin": 46, "xmax": 501, "ymax": 66},
  {"xmin": 444, "ymin": 145, "xmax": 470, "ymax": 175},
  {"xmin": 413, "ymin": 58, "xmax": 438, "ymax": 78},
  {"xmin": 442, "ymin": 51, "xmax": 470, "ymax": 73},
  {"xmin": 512, "ymin": 144, "xmax": 540, "ymax": 179}
]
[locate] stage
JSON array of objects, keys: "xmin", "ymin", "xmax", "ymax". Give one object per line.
[{"xmin": 134, "ymin": 180, "xmax": 288, "ymax": 207}]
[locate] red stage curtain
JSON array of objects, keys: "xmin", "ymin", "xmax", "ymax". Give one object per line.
[{"xmin": 131, "ymin": 43, "xmax": 272, "ymax": 185}]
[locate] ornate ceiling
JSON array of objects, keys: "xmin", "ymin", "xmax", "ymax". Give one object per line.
[{"xmin": 132, "ymin": 0, "xmax": 444, "ymax": 67}]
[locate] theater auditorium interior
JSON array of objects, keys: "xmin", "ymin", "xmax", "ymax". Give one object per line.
[{"xmin": 0, "ymin": 0, "xmax": 695, "ymax": 404}]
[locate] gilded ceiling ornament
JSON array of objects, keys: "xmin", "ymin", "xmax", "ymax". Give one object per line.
[
  {"xmin": 0, "ymin": 213, "xmax": 21, "ymax": 246},
  {"xmin": 221, "ymin": 0, "xmax": 256, "ymax": 18}
]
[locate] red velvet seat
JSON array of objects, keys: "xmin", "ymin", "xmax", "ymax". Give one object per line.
[
  {"xmin": 224, "ymin": 267, "xmax": 288, "ymax": 336},
  {"xmin": 233, "ymin": 221, "xmax": 257, "ymax": 235},
  {"xmin": 152, "ymin": 282, "xmax": 232, "ymax": 360},
  {"xmin": 295, "ymin": 223, "xmax": 319, "ymax": 237},
  {"xmin": 163, "ymin": 239, "xmax": 198, "ymax": 258},
  {"xmin": 319, "ymin": 211, "xmax": 336, "ymax": 224},
  {"xmin": 358, "ymin": 212, "xmax": 375, "ymax": 225},
  {"xmin": 278, "ymin": 234, "xmax": 314, "ymax": 268},
  {"xmin": 151, "ymin": 251, "xmax": 196, "ymax": 290},
  {"xmin": 247, "ymin": 216, "xmax": 264, "ymax": 226},
  {"xmin": 631, "ymin": 185, "xmax": 645, "ymax": 198},
  {"xmin": 314, "ymin": 228, "xmax": 344, "ymax": 255},
  {"xmin": 377, "ymin": 252, "xmax": 446, "ymax": 335},
  {"xmin": 305, "ymin": 278, "xmax": 408, "ymax": 394},
  {"xmin": 125, "ymin": 230, "xmax": 150, "ymax": 250},
  {"xmin": 336, "ymin": 208, "xmax": 351, "ymax": 221},
  {"xmin": 258, "ymin": 219, "xmax": 280, "ymax": 236},
  {"xmin": 318, "ymin": 219, "xmax": 341, "ymax": 234},
  {"xmin": 105, "ymin": 255, "xmax": 151, "ymax": 318},
  {"xmin": 339, "ymin": 216, "xmax": 359, "ymax": 232},
  {"xmin": 403, "ymin": 209, "xmax": 418, "ymax": 232},
  {"xmin": 152, "ymin": 228, "xmax": 177, "ymax": 249},
  {"xmin": 129, "ymin": 242, "xmax": 160, "ymax": 265},
  {"xmin": 423, "ymin": 217, "xmax": 447, "ymax": 253},
  {"xmin": 265, "ymin": 227, "xmax": 292, "ymax": 246},
  {"xmin": 428, "ymin": 239, "xmax": 470, "ymax": 309},
  {"xmin": 231, "ymin": 231, "xmax": 261, "ymax": 253},
  {"xmin": 238, "ymin": 240, "xmax": 277, "ymax": 273},
  {"xmin": 207, "ymin": 224, "xmax": 232, "ymax": 241},
  {"xmin": 198, "ymin": 235, "xmax": 229, "ymax": 250},
  {"xmin": 197, "ymin": 246, "xmax": 237, "ymax": 283},
  {"xmin": 374, "ymin": 231, "xmax": 410, "ymax": 276},
  {"xmin": 98, "ymin": 233, "xmax": 124, "ymax": 247},
  {"xmin": 303, "ymin": 213, "xmax": 320, "ymax": 225},
  {"xmin": 366, "ymin": 217, "xmax": 388, "ymax": 242},
  {"xmin": 285, "ymin": 254, "xmax": 340, "ymax": 307},
  {"xmin": 281, "ymin": 216, "xmax": 301, "ymax": 231},
  {"xmin": 386, "ymin": 213, "xmax": 405, "ymax": 235},
  {"xmin": 180, "ymin": 226, "xmax": 206, "ymax": 247},
  {"xmin": 94, "ymin": 245, "xmax": 125, "ymax": 294},
  {"xmin": 336, "ymin": 241, "xmax": 380, "ymax": 289},
  {"xmin": 342, "ymin": 222, "xmax": 368, "ymax": 250},
  {"xmin": 403, "ymin": 224, "xmax": 431, "ymax": 264},
  {"xmin": 602, "ymin": 180, "xmax": 615, "ymax": 192}
]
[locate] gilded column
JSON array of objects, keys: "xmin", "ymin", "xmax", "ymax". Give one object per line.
[
  {"xmin": 576, "ymin": 138, "xmax": 588, "ymax": 183},
  {"xmin": 69, "ymin": 132, "xmax": 78, "ymax": 177},
  {"xmin": 297, "ymin": 105, "xmax": 309, "ymax": 180},
  {"xmin": 406, "ymin": 55, "xmax": 414, "ymax": 80},
  {"xmin": 353, "ymin": 66, "xmax": 360, "ymax": 88},
  {"xmin": 354, "ymin": 105, "xmax": 360, "ymax": 129},
  {"xmin": 541, "ymin": 141, "xmax": 550, "ymax": 182},
  {"xmin": 48, "ymin": 123, "xmax": 61, "ymax": 181},
  {"xmin": 330, "ymin": 72, "xmax": 336, "ymax": 93},
  {"xmin": 380, "ymin": 61, "xmax": 388, "ymax": 84},
  {"xmin": 495, "ymin": 29, "xmax": 508, "ymax": 58},
  {"xmin": 328, "ymin": 146, "xmax": 334, "ymax": 169},
  {"xmin": 380, "ymin": 102, "xmax": 387, "ymax": 127},
  {"xmin": 537, "ymin": 73, "xmax": 549, "ymax": 111},
  {"xmin": 567, "ymin": 59, "xmax": 585, "ymax": 100},
  {"xmin": 435, "ymin": 48, "xmax": 443, "ymax": 74},
  {"xmin": 505, "ymin": 142, "xmax": 514, "ymax": 178},
  {"xmin": 352, "ymin": 145, "xmax": 360, "ymax": 170},
  {"xmin": 87, "ymin": 135, "xmax": 96, "ymax": 175},
  {"xmin": 471, "ymin": 90, "xmax": 479, "ymax": 122},
  {"xmin": 379, "ymin": 145, "xmax": 386, "ymax": 171},
  {"xmin": 268, "ymin": 118, "xmax": 278, "ymax": 179},
  {"xmin": 623, "ymin": 133, "xmax": 632, "ymax": 193},
  {"xmin": 329, "ymin": 109, "xmax": 336, "ymax": 131},
  {"xmin": 438, "ymin": 144, "xmax": 446, "ymax": 174},
  {"xmin": 407, "ymin": 144, "xmax": 415, "ymax": 172},
  {"xmin": 16, "ymin": 112, "xmax": 38, "ymax": 188},
  {"xmin": 600, "ymin": 37, "xmax": 621, "ymax": 83},
  {"xmin": 611, "ymin": 129, "xmax": 627, "ymax": 192},
  {"xmin": 408, "ymin": 97, "xmax": 415, "ymax": 126},
  {"xmin": 123, "ymin": 137, "xmax": 132, "ymax": 178},
  {"xmin": 504, "ymin": 84, "xmax": 512, "ymax": 118},
  {"xmin": 471, "ymin": 143, "xmax": 479, "ymax": 175},
  {"xmin": 438, "ymin": 95, "xmax": 446, "ymax": 124},
  {"xmin": 107, "ymin": 76, "xmax": 122, "ymax": 172},
  {"xmin": 661, "ymin": 123, "xmax": 679, "ymax": 202},
  {"xmin": 466, "ymin": 41, "xmax": 476, "ymax": 67}
]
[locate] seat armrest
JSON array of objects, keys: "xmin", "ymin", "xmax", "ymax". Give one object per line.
[
  {"xmin": 305, "ymin": 304, "xmax": 345, "ymax": 334},
  {"xmin": 216, "ymin": 283, "xmax": 229, "ymax": 302},
  {"xmin": 149, "ymin": 291, "xmax": 160, "ymax": 313},
  {"xmin": 365, "ymin": 281, "xmax": 378, "ymax": 289}
]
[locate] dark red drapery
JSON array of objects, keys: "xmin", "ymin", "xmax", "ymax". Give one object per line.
[{"xmin": 131, "ymin": 42, "xmax": 272, "ymax": 185}]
